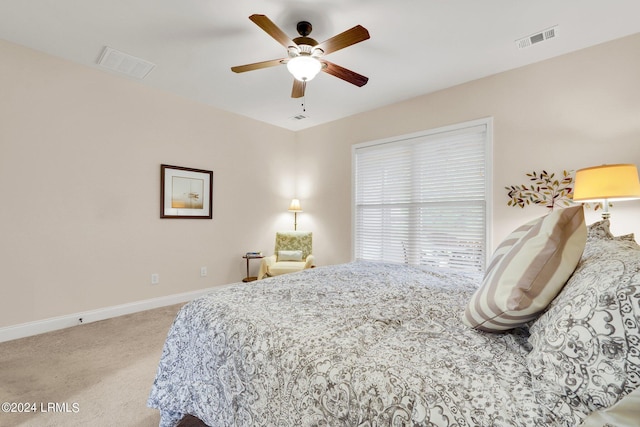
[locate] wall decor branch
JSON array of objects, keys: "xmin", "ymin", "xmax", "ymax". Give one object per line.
[{"xmin": 506, "ymin": 170, "xmax": 574, "ymax": 210}]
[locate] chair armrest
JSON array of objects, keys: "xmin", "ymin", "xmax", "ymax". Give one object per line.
[
  {"xmin": 304, "ymin": 255, "xmax": 315, "ymax": 269},
  {"xmin": 257, "ymin": 255, "xmax": 277, "ymax": 280}
]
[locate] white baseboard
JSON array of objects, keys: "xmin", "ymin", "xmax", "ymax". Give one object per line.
[{"xmin": 0, "ymin": 284, "xmax": 236, "ymax": 343}]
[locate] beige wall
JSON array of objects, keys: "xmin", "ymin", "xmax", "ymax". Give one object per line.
[
  {"xmin": 0, "ymin": 40, "xmax": 296, "ymax": 328},
  {"xmin": 2, "ymin": 33, "xmax": 640, "ymax": 330},
  {"xmin": 298, "ymin": 33, "xmax": 640, "ymax": 266}
]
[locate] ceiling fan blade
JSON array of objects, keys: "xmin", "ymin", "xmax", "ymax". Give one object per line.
[
  {"xmin": 249, "ymin": 14, "xmax": 297, "ymax": 49},
  {"xmin": 231, "ymin": 58, "xmax": 285, "ymax": 73},
  {"xmin": 291, "ymin": 79, "xmax": 305, "ymax": 98},
  {"xmin": 316, "ymin": 25, "xmax": 370, "ymax": 55},
  {"xmin": 322, "ymin": 61, "xmax": 369, "ymax": 87}
]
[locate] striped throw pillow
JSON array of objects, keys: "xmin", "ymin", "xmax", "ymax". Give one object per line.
[{"xmin": 463, "ymin": 205, "xmax": 586, "ymax": 331}]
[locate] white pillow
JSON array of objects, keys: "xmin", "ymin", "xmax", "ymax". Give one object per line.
[
  {"xmin": 278, "ymin": 250, "xmax": 303, "ymax": 261},
  {"xmin": 463, "ymin": 205, "xmax": 587, "ymax": 331}
]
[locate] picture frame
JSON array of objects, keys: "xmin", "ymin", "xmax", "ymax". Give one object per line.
[{"xmin": 160, "ymin": 164, "xmax": 213, "ymax": 219}]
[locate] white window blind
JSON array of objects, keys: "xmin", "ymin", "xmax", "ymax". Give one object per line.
[{"xmin": 353, "ymin": 120, "xmax": 490, "ymax": 272}]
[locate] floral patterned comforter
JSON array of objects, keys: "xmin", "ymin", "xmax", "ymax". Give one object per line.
[{"xmin": 148, "ymin": 261, "xmax": 584, "ymax": 426}]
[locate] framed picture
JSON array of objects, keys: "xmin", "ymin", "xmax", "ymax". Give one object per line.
[{"xmin": 160, "ymin": 164, "xmax": 213, "ymax": 219}]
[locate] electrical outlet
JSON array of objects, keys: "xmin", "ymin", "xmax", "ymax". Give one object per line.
[
  {"xmin": 200, "ymin": 267, "xmax": 207, "ymax": 277},
  {"xmin": 151, "ymin": 273, "xmax": 159, "ymax": 285}
]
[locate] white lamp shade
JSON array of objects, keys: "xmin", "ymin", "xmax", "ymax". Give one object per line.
[
  {"xmin": 286, "ymin": 56, "xmax": 322, "ymax": 82},
  {"xmin": 573, "ymin": 164, "xmax": 640, "ymax": 202},
  {"xmin": 288, "ymin": 199, "xmax": 302, "ymax": 212}
]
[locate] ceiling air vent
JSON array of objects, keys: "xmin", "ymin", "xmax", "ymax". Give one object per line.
[
  {"xmin": 97, "ymin": 46, "xmax": 155, "ymax": 79},
  {"xmin": 516, "ymin": 26, "xmax": 558, "ymax": 49},
  {"xmin": 290, "ymin": 114, "xmax": 309, "ymax": 121}
]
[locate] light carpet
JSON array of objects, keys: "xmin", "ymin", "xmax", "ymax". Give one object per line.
[{"xmin": 0, "ymin": 304, "xmax": 183, "ymax": 427}]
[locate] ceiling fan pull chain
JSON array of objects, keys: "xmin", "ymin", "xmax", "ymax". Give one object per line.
[{"xmin": 302, "ymin": 81, "xmax": 307, "ymax": 112}]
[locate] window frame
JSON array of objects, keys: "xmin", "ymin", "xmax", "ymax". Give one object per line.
[{"xmin": 351, "ymin": 117, "xmax": 493, "ymax": 271}]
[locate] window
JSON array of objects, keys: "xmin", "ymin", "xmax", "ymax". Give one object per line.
[{"xmin": 353, "ymin": 118, "xmax": 492, "ymax": 272}]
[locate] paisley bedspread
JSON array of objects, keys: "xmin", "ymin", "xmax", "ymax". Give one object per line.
[{"xmin": 148, "ymin": 261, "xmax": 585, "ymax": 426}]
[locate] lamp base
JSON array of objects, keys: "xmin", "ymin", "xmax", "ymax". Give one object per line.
[{"xmin": 600, "ymin": 199, "xmax": 611, "ymax": 220}]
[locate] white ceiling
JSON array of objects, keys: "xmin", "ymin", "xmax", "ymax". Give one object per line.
[{"xmin": 2, "ymin": 0, "xmax": 640, "ymax": 131}]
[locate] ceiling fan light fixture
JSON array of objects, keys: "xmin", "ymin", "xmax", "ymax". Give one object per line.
[{"xmin": 287, "ymin": 55, "xmax": 322, "ymax": 82}]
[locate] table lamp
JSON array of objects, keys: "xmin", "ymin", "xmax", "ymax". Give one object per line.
[{"xmin": 572, "ymin": 164, "xmax": 640, "ymax": 219}]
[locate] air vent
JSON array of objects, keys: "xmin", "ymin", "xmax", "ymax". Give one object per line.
[
  {"xmin": 97, "ymin": 46, "xmax": 155, "ymax": 79},
  {"xmin": 290, "ymin": 114, "xmax": 309, "ymax": 121},
  {"xmin": 516, "ymin": 26, "xmax": 558, "ymax": 49}
]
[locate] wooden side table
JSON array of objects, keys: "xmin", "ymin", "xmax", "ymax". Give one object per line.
[{"xmin": 242, "ymin": 255, "xmax": 264, "ymax": 282}]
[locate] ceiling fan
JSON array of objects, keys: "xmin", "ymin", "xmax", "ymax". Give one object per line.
[{"xmin": 231, "ymin": 14, "xmax": 370, "ymax": 98}]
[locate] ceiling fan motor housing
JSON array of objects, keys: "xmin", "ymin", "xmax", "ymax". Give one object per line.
[
  {"xmin": 293, "ymin": 21, "xmax": 320, "ymax": 52},
  {"xmin": 292, "ymin": 37, "xmax": 319, "ymax": 49}
]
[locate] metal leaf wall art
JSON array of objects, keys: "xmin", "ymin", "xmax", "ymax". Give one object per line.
[{"xmin": 506, "ymin": 170, "xmax": 574, "ymax": 210}]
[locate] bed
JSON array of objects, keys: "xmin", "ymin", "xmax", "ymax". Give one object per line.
[{"xmin": 148, "ymin": 212, "xmax": 640, "ymax": 427}]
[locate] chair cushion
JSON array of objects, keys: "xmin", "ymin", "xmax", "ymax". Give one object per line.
[
  {"xmin": 269, "ymin": 261, "xmax": 306, "ymax": 276},
  {"xmin": 463, "ymin": 205, "xmax": 586, "ymax": 331}
]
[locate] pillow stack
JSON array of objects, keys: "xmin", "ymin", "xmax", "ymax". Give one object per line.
[
  {"xmin": 463, "ymin": 205, "xmax": 587, "ymax": 331},
  {"xmin": 526, "ymin": 222, "xmax": 640, "ymax": 417}
]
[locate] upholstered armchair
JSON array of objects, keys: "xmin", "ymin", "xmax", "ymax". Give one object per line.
[{"xmin": 257, "ymin": 231, "xmax": 314, "ymax": 280}]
